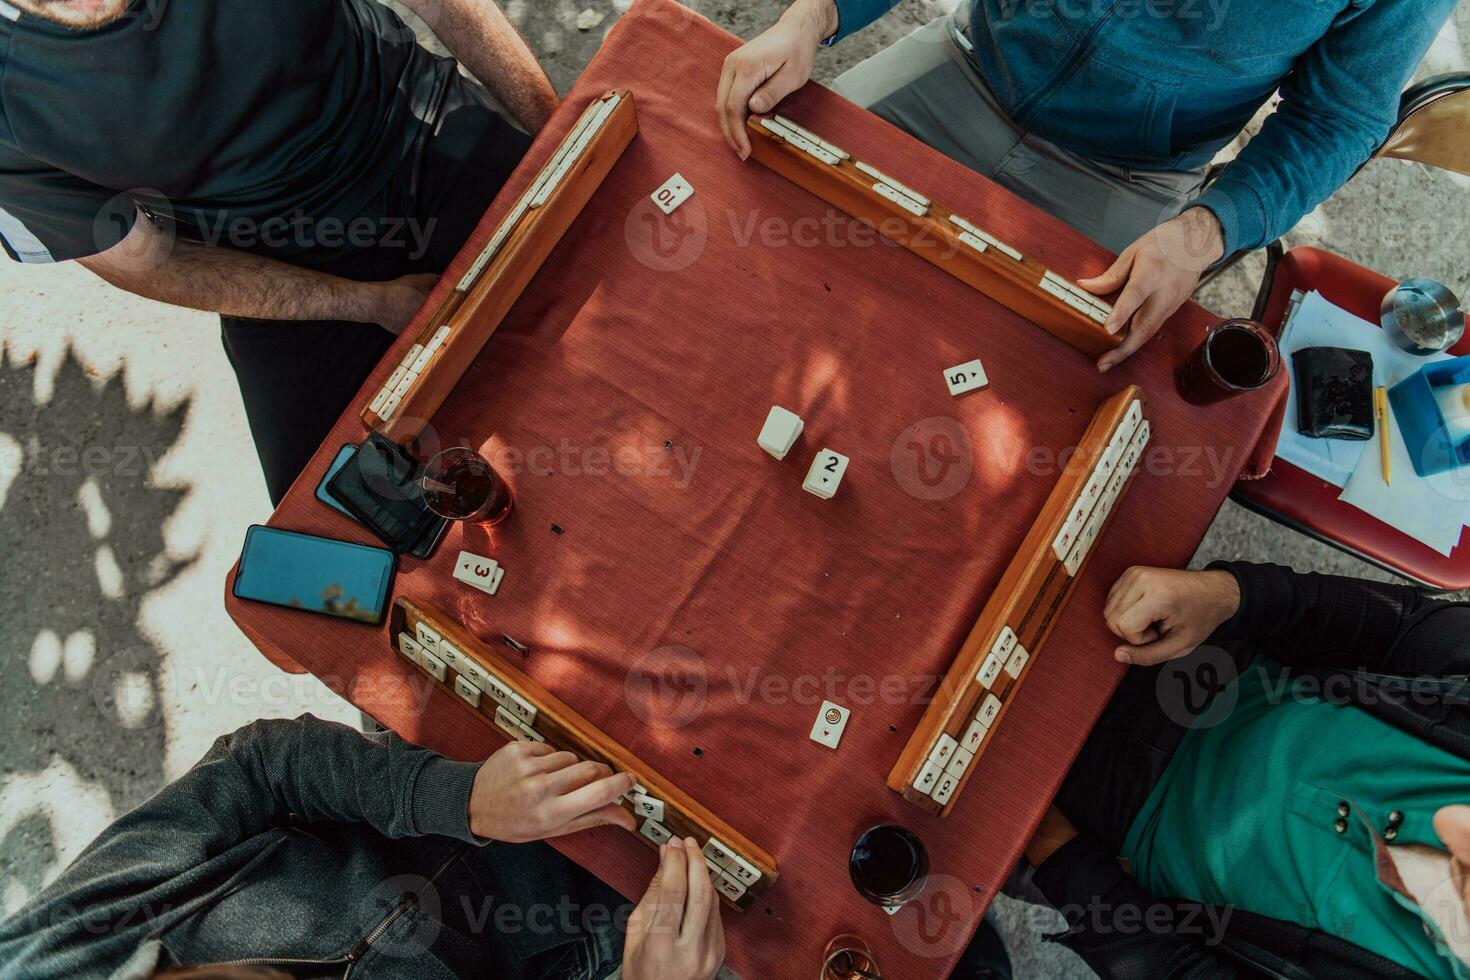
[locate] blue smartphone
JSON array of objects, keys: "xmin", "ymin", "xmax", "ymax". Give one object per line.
[{"xmin": 234, "ymin": 525, "xmax": 395, "ymax": 625}]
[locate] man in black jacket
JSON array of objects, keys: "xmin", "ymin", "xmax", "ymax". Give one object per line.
[
  {"xmin": 0, "ymin": 716, "xmax": 727, "ymax": 980},
  {"xmin": 1025, "ymin": 562, "xmax": 1470, "ymax": 978}
]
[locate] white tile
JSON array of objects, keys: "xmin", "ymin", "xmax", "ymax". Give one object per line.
[
  {"xmin": 399, "ymin": 344, "xmax": 424, "ymax": 371},
  {"xmin": 396, "ymin": 633, "xmax": 423, "ymax": 661},
  {"xmin": 640, "ymin": 819, "xmax": 673, "ymax": 846},
  {"xmin": 714, "ymin": 872, "xmax": 747, "ymax": 902},
  {"xmin": 945, "ymin": 746, "xmax": 974, "ymax": 780},
  {"xmin": 703, "ymin": 837, "xmax": 737, "ymax": 870},
  {"xmin": 436, "ymin": 640, "xmax": 462, "ymax": 673},
  {"xmin": 368, "ymin": 386, "xmax": 391, "ymax": 415},
  {"xmin": 493, "ymin": 706, "xmax": 524, "ymax": 739},
  {"xmin": 956, "ymin": 230, "xmax": 990, "ymax": 255},
  {"xmin": 410, "ymin": 344, "xmax": 435, "ymax": 374},
  {"xmin": 949, "ymin": 213, "xmax": 980, "ymax": 236},
  {"xmin": 873, "ymin": 181, "xmax": 928, "ymax": 217},
  {"xmin": 915, "ymin": 760, "xmax": 943, "ymax": 794},
  {"xmin": 704, "ymin": 858, "xmax": 725, "ymax": 882},
  {"xmin": 802, "ymin": 449, "xmax": 849, "ymax": 500},
  {"xmin": 419, "ymin": 649, "xmax": 446, "ymax": 682},
  {"xmin": 961, "ymin": 719, "xmax": 988, "ymax": 754},
  {"xmin": 651, "ymin": 172, "xmax": 695, "ymax": 214},
  {"xmin": 1125, "ymin": 399, "xmax": 1144, "ymax": 431},
  {"xmin": 809, "ymin": 700, "xmax": 850, "ymax": 749},
  {"xmin": 929, "ymin": 733, "xmax": 958, "ymax": 769},
  {"xmin": 994, "ymin": 626, "xmax": 1017, "ymax": 659},
  {"xmin": 519, "ymin": 724, "xmax": 545, "ymax": 744},
  {"xmin": 943, "ymin": 359, "xmax": 988, "ymax": 397},
  {"xmin": 728, "ymin": 853, "xmax": 763, "ymax": 887},
  {"xmin": 392, "ymin": 369, "xmax": 417, "ymax": 400},
  {"xmin": 773, "ymin": 115, "xmax": 851, "ymax": 159},
  {"xmin": 480, "ymin": 671, "xmax": 516, "ymax": 709},
  {"xmin": 415, "ymin": 621, "xmax": 442, "ymax": 654},
  {"xmin": 631, "ymin": 793, "xmax": 665, "ymax": 823},
  {"xmin": 453, "ymin": 551, "xmax": 502, "ymax": 595},
  {"xmin": 1054, "ymin": 501, "xmax": 1090, "ymax": 561},
  {"xmin": 378, "ymin": 391, "xmax": 402, "ymax": 421},
  {"xmin": 424, "ymin": 325, "xmax": 452, "ymax": 355},
  {"xmin": 977, "ymin": 693, "xmax": 1002, "ymax": 728},
  {"xmin": 855, "ymin": 161, "xmax": 930, "ymax": 206},
  {"xmin": 506, "ymin": 690, "xmax": 537, "ymax": 727},
  {"xmin": 1005, "ymin": 643, "xmax": 1030, "ymax": 679},
  {"xmin": 976, "ymin": 652, "xmax": 1003, "ymax": 688},
  {"xmin": 803, "ymin": 143, "xmax": 841, "ymax": 166},
  {"xmin": 758, "ymin": 406, "xmax": 804, "ymax": 460},
  {"xmin": 931, "ymin": 773, "xmax": 958, "ymax": 805},
  {"xmin": 384, "ymin": 366, "xmax": 408, "ymax": 393},
  {"xmin": 454, "ymin": 675, "xmax": 481, "ymax": 708}
]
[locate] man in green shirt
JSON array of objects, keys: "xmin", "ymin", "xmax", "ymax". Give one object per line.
[{"xmin": 1025, "ymin": 562, "xmax": 1470, "ymax": 978}]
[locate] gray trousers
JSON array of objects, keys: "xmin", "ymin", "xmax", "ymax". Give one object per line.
[{"xmin": 831, "ymin": 10, "xmax": 1206, "ymax": 254}]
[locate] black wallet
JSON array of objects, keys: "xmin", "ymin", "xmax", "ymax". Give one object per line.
[
  {"xmin": 325, "ymin": 433, "xmax": 439, "ymax": 553},
  {"xmin": 1292, "ymin": 347, "xmax": 1375, "ymax": 440}
]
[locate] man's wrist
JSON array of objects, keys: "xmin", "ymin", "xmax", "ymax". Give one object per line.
[
  {"xmin": 1179, "ymin": 206, "xmax": 1226, "ymax": 267},
  {"xmin": 1201, "ymin": 569, "xmax": 1242, "ymax": 626},
  {"xmin": 785, "ymin": 0, "xmax": 839, "ymax": 43}
]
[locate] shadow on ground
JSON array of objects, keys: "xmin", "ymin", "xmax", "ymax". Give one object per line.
[{"xmin": 0, "ymin": 345, "xmax": 195, "ymax": 904}]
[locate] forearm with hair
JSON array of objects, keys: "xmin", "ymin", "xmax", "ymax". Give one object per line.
[
  {"xmin": 406, "ymin": 0, "xmax": 558, "ymax": 132},
  {"xmin": 80, "ymin": 236, "xmax": 377, "ymax": 323}
]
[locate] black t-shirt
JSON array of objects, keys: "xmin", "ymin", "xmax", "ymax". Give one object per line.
[{"xmin": 0, "ymin": 0, "xmax": 456, "ymax": 264}]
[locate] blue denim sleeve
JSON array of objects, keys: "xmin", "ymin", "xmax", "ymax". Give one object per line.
[
  {"xmin": 829, "ymin": 0, "xmax": 902, "ymax": 42},
  {"xmin": 1188, "ymin": 0, "xmax": 1456, "ymax": 256}
]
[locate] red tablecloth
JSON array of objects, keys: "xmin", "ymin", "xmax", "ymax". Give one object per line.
[{"xmin": 225, "ymin": 1, "xmax": 1288, "ymax": 974}]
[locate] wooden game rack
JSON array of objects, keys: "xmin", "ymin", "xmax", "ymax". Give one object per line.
[
  {"xmin": 361, "ymin": 90, "xmax": 640, "ymax": 443},
  {"xmin": 391, "ymin": 597, "xmax": 780, "ymax": 909},
  {"xmin": 889, "ymin": 386, "xmax": 1150, "ymax": 816},
  {"xmin": 745, "ymin": 113, "xmax": 1121, "ymax": 359}
]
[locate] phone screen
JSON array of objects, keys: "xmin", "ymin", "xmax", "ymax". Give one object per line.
[{"xmin": 234, "ymin": 525, "xmax": 395, "ymax": 624}]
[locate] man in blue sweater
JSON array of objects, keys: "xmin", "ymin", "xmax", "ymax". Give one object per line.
[{"xmin": 716, "ymin": 0, "xmax": 1455, "ymax": 372}]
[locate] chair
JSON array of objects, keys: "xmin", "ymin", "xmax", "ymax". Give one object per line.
[{"xmin": 1218, "ymin": 74, "xmax": 1470, "ymax": 592}]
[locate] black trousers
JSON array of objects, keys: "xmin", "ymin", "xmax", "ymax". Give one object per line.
[
  {"xmin": 1053, "ymin": 644, "xmax": 1248, "ymax": 853},
  {"xmin": 222, "ymin": 78, "xmax": 532, "ymax": 505}
]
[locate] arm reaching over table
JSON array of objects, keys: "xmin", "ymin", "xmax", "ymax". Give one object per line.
[
  {"xmin": 1082, "ymin": 0, "xmax": 1453, "ymax": 372},
  {"xmin": 622, "ymin": 837, "xmax": 728, "ymax": 980},
  {"xmin": 1103, "ymin": 562, "xmax": 1470, "ymax": 676},
  {"xmin": 717, "ymin": 0, "xmax": 839, "ymax": 158},
  {"xmin": 1081, "ymin": 208, "xmax": 1225, "ymax": 374},
  {"xmin": 399, "ymin": 0, "xmax": 560, "ymax": 133}
]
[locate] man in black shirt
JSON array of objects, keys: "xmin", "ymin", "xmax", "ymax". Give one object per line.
[{"xmin": 0, "ymin": 0, "xmax": 557, "ymax": 502}]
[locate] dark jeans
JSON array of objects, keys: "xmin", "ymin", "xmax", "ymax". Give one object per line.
[
  {"xmin": 222, "ymin": 78, "xmax": 531, "ymax": 504},
  {"xmin": 1054, "ymin": 647, "xmax": 1238, "ymax": 853}
]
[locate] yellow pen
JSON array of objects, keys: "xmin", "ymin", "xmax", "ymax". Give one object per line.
[{"xmin": 1375, "ymin": 386, "xmax": 1391, "ymax": 486}]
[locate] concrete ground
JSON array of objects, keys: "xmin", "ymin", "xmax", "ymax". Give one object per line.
[{"xmin": 1, "ymin": 1, "xmax": 1466, "ymax": 976}]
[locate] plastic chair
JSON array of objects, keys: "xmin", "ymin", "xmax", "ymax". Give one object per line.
[{"xmin": 1231, "ymin": 246, "xmax": 1470, "ymax": 591}]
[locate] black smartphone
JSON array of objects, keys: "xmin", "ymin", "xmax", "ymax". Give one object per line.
[
  {"xmin": 317, "ymin": 444, "xmax": 449, "ymax": 560},
  {"xmin": 234, "ymin": 525, "xmax": 396, "ymax": 625},
  {"xmin": 326, "ymin": 434, "xmax": 438, "ymax": 554}
]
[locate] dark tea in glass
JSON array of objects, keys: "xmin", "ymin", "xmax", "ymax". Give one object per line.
[
  {"xmin": 1176, "ymin": 318, "xmax": 1281, "ymax": 405},
  {"xmin": 849, "ymin": 824, "xmax": 928, "ymax": 907},
  {"xmin": 422, "ymin": 448, "xmax": 513, "ymax": 525}
]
